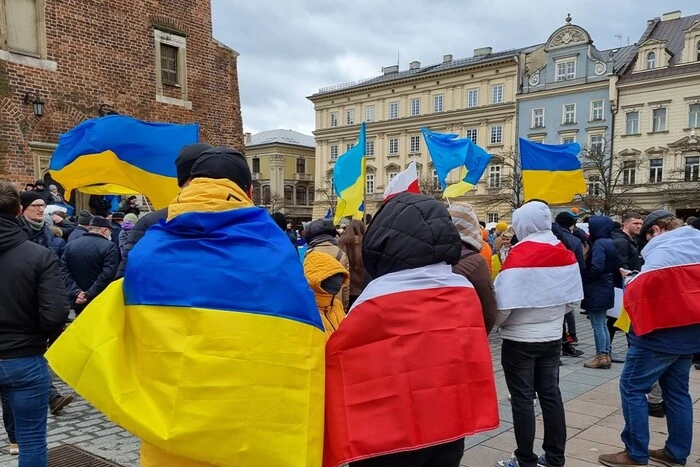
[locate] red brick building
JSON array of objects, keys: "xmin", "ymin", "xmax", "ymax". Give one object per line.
[{"xmin": 0, "ymin": 0, "xmax": 243, "ymax": 192}]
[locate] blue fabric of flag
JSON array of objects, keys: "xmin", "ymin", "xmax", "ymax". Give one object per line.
[
  {"xmin": 422, "ymin": 128, "xmax": 492, "ymax": 188},
  {"xmin": 519, "ymin": 138, "xmax": 582, "ymax": 171}
]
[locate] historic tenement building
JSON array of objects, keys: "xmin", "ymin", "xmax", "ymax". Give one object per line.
[{"xmin": 0, "ymin": 0, "xmax": 243, "ymax": 194}]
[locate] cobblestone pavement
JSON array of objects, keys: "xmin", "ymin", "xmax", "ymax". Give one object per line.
[{"xmin": 1, "ymin": 313, "xmax": 698, "ymax": 466}]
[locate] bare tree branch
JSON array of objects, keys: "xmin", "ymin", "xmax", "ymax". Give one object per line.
[{"xmin": 476, "ymin": 149, "xmax": 524, "ymax": 212}]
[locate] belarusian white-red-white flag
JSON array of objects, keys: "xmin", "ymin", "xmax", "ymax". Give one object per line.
[{"xmin": 383, "ymin": 160, "xmax": 419, "ymax": 201}]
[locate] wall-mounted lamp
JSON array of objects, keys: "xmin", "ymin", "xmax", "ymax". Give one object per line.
[
  {"xmin": 23, "ymin": 91, "xmax": 45, "ymax": 118},
  {"xmin": 98, "ymin": 104, "xmax": 118, "ymax": 116}
]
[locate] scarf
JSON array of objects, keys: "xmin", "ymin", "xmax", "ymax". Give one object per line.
[
  {"xmin": 24, "ymin": 217, "xmax": 45, "ymax": 232},
  {"xmin": 309, "ymin": 234, "xmax": 337, "ymax": 249}
]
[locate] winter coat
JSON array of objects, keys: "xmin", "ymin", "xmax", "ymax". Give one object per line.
[
  {"xmin": 452, "ymin": 246, "xmax": 498, "ymax": 334},
  {"xmin": 303, "ymin": 250, "xmax": 349, "ymax": 337},
  {"xmin": 581, "ymin": 216, "xmax": 618, "ymax": 311},
  {"xmin": 116, "ymin": 207, "xmax": 167, "ymax": 278},
  {"xmin": 307, "ymin": 240, "xmax": 350, "ymax": 311},
  {"xmin": 61, "ymin": 232, "xmax": 119, "ymax": 306},
  {"xmin": 67, "ymin": 225, "xmax": 89, "ymax": 242},
  {"xmin": 480, "ymin": 241, "xmax": 493, "ymax": 275},
  {"xmin": 552, "ymin": 222, "xmax": 585, "ymax": 274},
  {"xmin": 611, "ymin": 229, "xmax": 643, "ymax": 288},
  {"xmin": 54, "ymin": 219, "xmax": 76, "ymax": 239},
  {"xmin": 17, "ymin": 217, "xmax": 56, "ymax": 254},
  {"xmin": 52, "ymin": 236, "xmax": 66, "ymax": 259},
  {"xmin": 0, "ymin": 214, "xmax": 69, "ymax": 359}
]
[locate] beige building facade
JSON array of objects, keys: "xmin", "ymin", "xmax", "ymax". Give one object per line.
[
  {"xmin": 244, "ymin": 129, "xmax": 316, "ymax": 223},
  {"xmin": 308, "ymin": 46, "xmax": 540, "ymax": 222}
]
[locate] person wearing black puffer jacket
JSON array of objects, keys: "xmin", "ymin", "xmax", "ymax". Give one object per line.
[
  {"xmin": 0, "ymin": 181, "xmax": 69, "ymax": 465},
  {"xmin": 582, "ymin": 216, "xmax": 618, "ymax": 369}
]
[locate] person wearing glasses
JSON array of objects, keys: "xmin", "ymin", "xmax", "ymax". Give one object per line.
[{"xmin": 18, "ymin": 191, "xmax": 56, "ymax": 254}]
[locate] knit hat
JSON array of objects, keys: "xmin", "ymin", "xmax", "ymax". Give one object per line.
[
  {"xmin": 34, "ymin": 179, "xmax": 45, "ymax": 187},
  {"xmin": 189, "ymin": 148, "xmax": 252, "ymax": 192},
  {"xmin": 124, "ymin": 213, "xmax": 139, "ymax": 224},
  {"xmin": 690, "ymin": 217, "xmax": 700, "ymax": 230},
  {"xmin": 448, "ymin": 202, "xmax": 483, "ymax": 251},
  {"xmin": 51, "ymin": 210, "xmax": 66, "ymax": 220},
  {"xmin": 555, "ymin": 211, "xmax": 578, "ymax": 228},
  {"xmin": 270, "ymin": 212, "xmax": 287, "ymax": 231},
  {"xmin": 77, "ymin": 210, "xmax": 93, "ymax": 226},
  {"xmin": 175, "ymin": 143, "xmax": 214, "ymax": 187},
  {"xmin": 89, "ymin": 216, "xmax": 113, "ymax": 229},
  {"xmin": 640, "ymin": 209, "xmax": 674, "ymax": 238},
  {"xmin": 19, "ymin": 191, "xmax": 43, "ymax": 210},
  {"xmin": 110, "ymin": 212, "xmax": 125, "ymax": 221},
  {"xmin": 496, "ymin": 221, "xmax": 508, "ymax": 232},
  {"xmin": 49, "ymin": 184, "xmax": 57, "ymax": 191}
]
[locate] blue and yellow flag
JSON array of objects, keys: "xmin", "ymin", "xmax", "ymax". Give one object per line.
[
  {"xmin": 49, "ymin": 115, "xmax": 199, "ymax": 209},
  {"xmin": 46, "ymin": 178, "xmax": 325, "ymax": 467},
  {"xmin": 333, "ymin": 122, "xmax": 366, "ymax": 223},
  {"xmin": 421, "ymin": 127, "xmax": 492, "ymax": 198},
  {"xmin": 519, "ymin": 138, "xmax": 586, "ymax": 204}
]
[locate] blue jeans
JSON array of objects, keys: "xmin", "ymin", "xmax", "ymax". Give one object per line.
[
  {"xmin": 620, "ymin": 345, "xmax": 693, "ymax": 464},
  {"xmin": 1, "ymin": 392, "xmax": 16, "ymax": 443},
  {"xmin": 588, "ymin": 309, "xmax": 610, "ymax": 354},
  {"xmin": 0, "ymin": 355, "xmax": 50, "ymax": 467}
]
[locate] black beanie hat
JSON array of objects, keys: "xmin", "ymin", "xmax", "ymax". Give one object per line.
[
  {"xmin": 189, "ymin": 148, "xmax": 252, "ymax": 192},
  {"xmin": 691, "ymin": 217, "xmax": 700, "ymax": 230},
  {"xmin": 77, "ymin": 210, "xmax": 93, "ymax": 226},
  {"xmin": 175, "ymin": 143, "xmax": 214, "ymax": 187},
  {"xmin": 19, "ymin": 191, "xmax": 43, "ymax": 210},
  {"xmin": 271, "ymin": 212, "xmax": 287, "ymax": 231},
  {"xmin": 555, "ymin": 211, "xmax": 578, "ymax": 228}
]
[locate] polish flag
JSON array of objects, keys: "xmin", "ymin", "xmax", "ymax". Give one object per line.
[
  {"xmin": 324, "ymin": 263, "xmax": 499, "ymax": 467},
  {"xmin": 623, "ymin": 226, "xmax": 700, "ymax": 335},
  {"xmin": 383, "ymin": 160, "xmax": 420, "ymax": 201},
  {"xmin": 494, "ymin": 237, "xmax": 583, "ymax": 309}
]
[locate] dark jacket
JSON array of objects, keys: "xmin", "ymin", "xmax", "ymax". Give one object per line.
[
  {"xmin": 452, "ymin": 247, "xmax": 498, "ymax": 334},
  {"xmin": 611, "ymin": 229, "xmax": 643, "ymax": 288},
  {"xmin": 61, "ymin": 232, "xmax": 119, "ymax": 306},
  {"xmin": 54, "ymin": 219, "xmax": 76, "ymax": 239},
  {"xmin": 67, "ymin": 225, "xmax": 89, "ymax": 242},
  {"xmin": 116, "ymin": 208, "xmax": 167, "ymax": 278},
  {"xmin": 0, "ymin": 214, "xmax": 69, "ymax": 359},
  {"xmin": 34, "ymin": 188, "xmax": 54, "ymax": 206},
  {"xmin": 18, "ymin": 217, "xmax": 55, "ymax": 254},
  {"xmin": 581, "ymin": 216, "xmax": 618, "ymax": 311},
  {"xmin": 552, "ymin": 222, "xmax": 585, "ymax": 275}
]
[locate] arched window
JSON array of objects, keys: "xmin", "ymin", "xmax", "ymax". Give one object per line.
[
  {"xmin": 646, "ymin": 51, "xmax": 656, "ymax": 70},
  {"xmin": 252, "ymin": 184, "xmax": 261, "ymax": 205},
  {"xmin": 296, "ymin": 186, "xmax": 307, "ymax": 205},
  {"xmin": 284, "ymin": 185, "xmax": 294, "ymax": 204},
  {"xmin": 308, "ymin": 187, "xmax": 315, "ymax": 204},
  {"xmin": 262, "ymin": 185, "xmax": 271, "ymax": 204}
]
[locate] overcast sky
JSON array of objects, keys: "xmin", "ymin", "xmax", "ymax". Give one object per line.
[{"xmin": 211, "ymin": 1, "xmax": 698, "ymax": 136}]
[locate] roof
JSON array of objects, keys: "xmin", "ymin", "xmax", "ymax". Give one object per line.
[
  {"xmin": 246, "ymin": 129, "xmax": 316, "ymax": 148},
  {"xmin": 601, "ymin": 45, "xmax": 637, "ymax": 72},
  {"xmin": 311, "ymin": 44, "xmax": 542, "ymax": 97}
]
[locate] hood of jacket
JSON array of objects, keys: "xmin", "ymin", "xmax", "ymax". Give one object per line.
[
  {"xmin": 303, "ymin": 219, "xmax": 337, "ymax": 244},
  {"xmin": 362, "ymin": 192, "xmax": 461, "ymax": 279},
  {"xmin": 304, "ymin": 250, "xmax": 349, "ymax": 307},
  {"xmin": 588, "ymin": 216, "xmax": 613, "ymax": 242},
  {"xmin": 0, "ymin": 214, "xmax": 28, "ymax": 253},
  {"xmin": 512, "ymin": 201, "xmax": 552, "ymax": 241}
]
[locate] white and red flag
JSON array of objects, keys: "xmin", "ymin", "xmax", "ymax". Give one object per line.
[{"xmin": 383, "ymin": 160, "xmax": 420, "ymax": 201}]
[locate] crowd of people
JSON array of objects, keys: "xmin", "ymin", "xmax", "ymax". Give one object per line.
[{"xmin": 1, "ymin": 142, "xmax": 699, "ymax": 467}]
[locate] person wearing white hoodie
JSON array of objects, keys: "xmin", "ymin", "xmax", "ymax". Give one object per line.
[{"xmin": 493, "ymin": 201, "xmax": 584, "ymax": 467}]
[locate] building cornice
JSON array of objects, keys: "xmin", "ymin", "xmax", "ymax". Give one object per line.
[{"xmin": 517, "ymin": 81, "xmax": 608, "ymax": 100}]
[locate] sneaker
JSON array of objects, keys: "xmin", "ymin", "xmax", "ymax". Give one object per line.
[
  {"xmin": 598, "ymin": 450, "xmax": 646, "ymax": 466},
  {"xmin": 648, "ymin": 402, "xmax": 665, "ymax": 418},
  {"xmin": 649, "ymin": 448, "xmax": 683, "ymax": 466},
  {"xmin": 49, "ymin": 394, "xmax": 74, "ymax": 415},
  {"xmin": 495, "ymin": 455, "xmax": 520, "ymax": 467},
  {"xmin": 537, "ymin": 454, "xmax": 556, "ymax": 467},
  {"xmin": 610, "ymin": 353, "xmax": 626, "ymax": 363},
  {"xmin": 9, "ymin": 443, "xmax": 18, "ymax": 455},
  {"xmin": 562, "ymin": 345, "xmax": 584, "ymax": 357},
  {"xmin": 566, "ymin": 334, "xmax": 579, "ymax": 345}
]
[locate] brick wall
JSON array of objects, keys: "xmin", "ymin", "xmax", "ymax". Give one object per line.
[{"xmin": 0, "ymin": 0, "xmax": 243, "ymax": 185}]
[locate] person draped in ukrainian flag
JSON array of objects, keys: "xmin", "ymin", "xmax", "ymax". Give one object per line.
[{"xmin": 46, "ymin": 147, "xmax": 326, "ymax": 467}]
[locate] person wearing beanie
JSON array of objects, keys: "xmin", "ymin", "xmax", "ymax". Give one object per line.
[
  {"xmin": 493, "ymin": 220, "xmax": 510, "ymax": 252},
  {"xmin": 118, "ymin": 213, "xmax": 139, "ymax": 256},
  {"xmin": 303, "ymin": 219, "xmax": 350, "ymax": 312},
  {"xmin": 449, "ymin": 202, "xmax": 497, "ymax": 334},
  {"xmin": 491, "ymin": 226, "xmax": 514, "ymax": 279},
  {"xmin": 33, "ymin": 180, "xmax": 53, "ymax": 205},
  {"xmin": 271, "ymin": 211, "xmax": 298, "ymax": 247},
  {"xmin": 67, "ymin": 210, "xmax": 93, "ymax": 242},
  {"xmin": 50, "ymin": 210, "xmax": 75, "ymax": 239},
  {"xmin": 48, "ymin": 184, "xmax": 64, "ymax": 204},
  {"xmin": 116, "ymin": 142, "xmax": 214, "ymax": 278},
  {"xmin": 18, "ymin": 191, "xmax": 58, "ymax": 255}
]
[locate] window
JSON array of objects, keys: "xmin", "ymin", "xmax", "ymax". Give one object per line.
[
  {"xmin": 591, "ymin": 100, "xmax": 604, "ymax": 121},
  {"xmin": 296, "ymin": 158, "xmax": 305, "ymax": 174},
  {"xmin": 346, "ymin": 109, "xmax": 355, "ymax": 125},
  {"xmin": 588, "ymin": 176, "xmax": 601, "ymax": 197},
  {"xmin": 491, "ymin": 84, "xmax": 503, "ymax": 104},
  {"xmin": 652, "ymin": 107, "xmax": 667, "ymax": 132},
  {"xmin": 432, "ymin": 169, "xmax": 439, "ymax": 186},
  {"xmin": 160, "ymin": 44, "xmax": 179, "ymax": 85},
  {"xmin": 686, "ymin": 156, "xmax": 700, "ymax": 182},
  {"xmin": 689, "ymin": 103, "xmax": 700, "ymax": 128},
  {"xmin": 590, "ymin": 134, "xmax": 603, "ymax": 155},
  {"xmin": 330, "ymin": 144, "xmax": 338, "ymax": 161},
  {"xmin": 252, "ymin": 157, "xmax": 260, "ymax": 173},
  {"xmin": 532, "ymin": 108, "xmax": 544, "ymax": 128},
  {"xmin": 556, "ymin": 58, "xmax": 576, "ymax": 81},
  {"xmin": 346, "ymin": 143, "xmax": 354, "ymax": 152},
  {"xmin": 649, "ymin": 158, "xmax": 663, "ymax": 183},
  {"xmin": 389, "ymin": 101, "xmax": 399, "ymax": 119},
  {"xmin": 366, "ymin": 105, "xmax": 375, "ymax": 122},
  {"xmin": 561, "ymin": 136, "xmax": 576, "ymax": 144},
  {"xmin": 465, "ymin": 128, "xmax": 478, "ymax": 141},
  {"xmin": 490, "ymin": 125, "xmax": 503, "ymax": 144},
  {"xmin": 434, "ymin": 94, "xmax": 444, "ymax": 112},
  {"xmin": 623, "ymin": 161, "xmax": 636, "ymax": 185},
  {"xmin": 563, "ymin": 104, "xmax": 576, "ymax": 124},
  {"xmin": 389, "ymin": 138, "xmax": 399, "ymax": 155},
  {"xmin": 487, "ymin": 213, "xmax": 499, "ymax": 223},
  {"xmin": 366, "ymin": 174, "xmax": 375, "ymax": 194},
  {"xmin": 388, "ymin": 171, "xmax": 398, "ymax": 182},
  {"xmin": 410, "ymin": 98, "xmax": 421, "ymax": 116},
  {"xmin": 284, "ymin": 185, "xmax": 294, "ymax": 203},
  {"xmin": 296, "ymin": 186, "xmax": 307, "ymax": 205},
  {"xmin": 330, "ymin": 112, "xmax": 338, "ymax": 127},
  {"xmin": 410, "ymin": 136, "xmax": 420, "ymax": 153},
  {"xmin": 262, "ymin": 185, "xmax": 271, "ymax": 203},
  {"xmin": 647, "ymin": 51, "xmax": 656, "ymax": 70},
  {"xmin": 155, "ymin": 29, "xmax": 188, "ymax": 103},
  {"xmin": 308, "ymin": 188, "xmax": 315, "ymax": 204},
  {"xmin": 488, "ymin": 165, "xmax": 501, "ymax": 188},
  {"xmin": 626, "ymin": 111, "xmax": 639, "ymax": 134},
  {"xmin": 467, "ymin": 89, "xmax": 479, "ymax": 108},
  {"xmin": 366, "ymin": 140, "xmax": 375, "ymax": 157},
  {"xmin": 3, "ymin": 0, "xmax": 42, "ymax": 55},
  {"xmin": 252, "ymin": 185, "xmax": 261, "ymax": 205}
]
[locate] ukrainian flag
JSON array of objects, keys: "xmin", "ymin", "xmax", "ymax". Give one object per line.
[
  {"xmin": 49, "ymin": 115, "xmax": 199, "ymax": 209},
  {"xmin": 333, "ymin": 122, "xmax": 366, "ymax": 223},
  {"xmin": 46, "ymin": 178, "xmax": 326, "ymax": 466},
  {"xmin": 519, "ymin": 138, "xmax": 587, "ymax": 204}
]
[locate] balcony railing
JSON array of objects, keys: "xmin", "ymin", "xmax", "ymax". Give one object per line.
[
  {"xmin": 295, "ymin": 173, "xmax": 313, "ymax": 181},
  {"xmin": 252, "ymin": 172, "xmax": 262, "ymax": 180}
]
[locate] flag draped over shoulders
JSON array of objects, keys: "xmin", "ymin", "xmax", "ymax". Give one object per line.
[
  {"xmin": 46, "ymin": 178, "xmax": 326, "ymax": 467},
  {"xmin": 324, "ymin": 263, "xmax": 499, "ymax": 467}
]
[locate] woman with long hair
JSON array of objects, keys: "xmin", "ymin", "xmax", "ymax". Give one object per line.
[{"xmin": 339, "ymin": 220, "xmax": 367, "ymax": 309}]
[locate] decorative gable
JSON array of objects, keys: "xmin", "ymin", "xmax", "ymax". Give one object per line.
[
  {"xmin": 682, "ymin": 20, "xmax": 700, "ymax": 64},
  {"xmin": 544, "ymin": 15, "xmax": 592, "ymax": 52},
  {"xmin": 634, "ymin": 38, "xmax": 672, "ymax": 72}
]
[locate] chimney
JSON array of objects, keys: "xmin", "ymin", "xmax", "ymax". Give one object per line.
[
  {"xmin": 409, "ymin": 60, "xmax": 421, "ymax": 70},
  {"xmin": 382, "ymin": 65, "xmax": 399, "ymax": 75},
  {"xmin": 443, "ymin": 54, "xmax": 453, "ymax": 64},
  {"xmin": 473, "ymin": 47, "xmax": 492, "ymax": 58},
  {"xmin": 244, "ymin": 132, "xmax": 252, "ymax": 144},
  {"xmin": 661, "ymin": 10, "xmax": 681, "ymax": 21}
]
